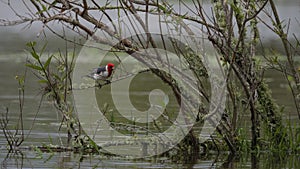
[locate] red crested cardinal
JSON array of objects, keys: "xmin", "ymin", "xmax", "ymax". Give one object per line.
[{"xmin": 86, "ymin": 63, "xmax": 115, "ymax": 82}]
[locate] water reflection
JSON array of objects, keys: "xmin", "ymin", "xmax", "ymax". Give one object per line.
[
  {"xmin": 1, "ymin": 150, "xmax": 299, "ymax": 168},
  {"xmin": 1, "ymin": 151, "xmax": 25, "ymax": 169}
]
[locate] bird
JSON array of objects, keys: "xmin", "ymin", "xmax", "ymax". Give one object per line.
[{"xmin": 86, "ymin": 63, "xmax": 115, "ymax": 82}]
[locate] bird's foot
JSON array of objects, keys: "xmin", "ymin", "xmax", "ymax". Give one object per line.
[
  {"xmin": 95, "ymin": 83, "xmax": 102, "ymax": 88},
  {"xmin": 95, "ymin": 80, "xmax": 111, "ymax": 88}
]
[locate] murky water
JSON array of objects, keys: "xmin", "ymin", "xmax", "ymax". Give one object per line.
[
  {"xmin": 0, "ymin": 151, "xmax": 298, "ymax": 168},
  {"xmin": 0, "ymin": 51, "xmax": 299, "ymax": 168}
]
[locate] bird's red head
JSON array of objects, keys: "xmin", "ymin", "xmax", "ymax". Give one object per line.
[
  {"xmin": 107, "ymin": 63, "xmax": 114, "ymax": 71},
  {"xmin": 106, "ymin": 63, "xmax": 114, "ymax": 76}
]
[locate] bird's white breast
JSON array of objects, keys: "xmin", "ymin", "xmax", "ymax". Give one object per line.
[{"xmin": 93, "ymin": 71, "xmax": 108, "ymax": 80}]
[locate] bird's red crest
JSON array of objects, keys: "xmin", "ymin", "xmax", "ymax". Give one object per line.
[
  {"xmin": 107, "ymin": 63, "xmax": 114, "ymax": 71},
  {"xmin": 106, "ymin": 63, "xmax": 114, "ymax": 77}
]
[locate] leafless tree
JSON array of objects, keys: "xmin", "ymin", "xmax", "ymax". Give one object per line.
[{"xmin": 1, "ymin": 0, "xmax": 299, "ymax": 154}]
